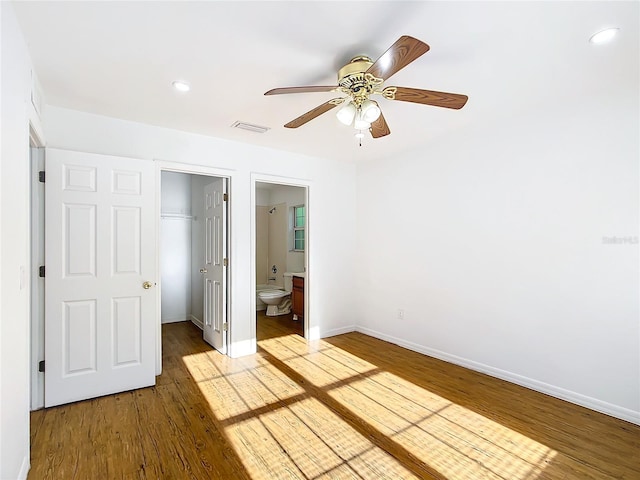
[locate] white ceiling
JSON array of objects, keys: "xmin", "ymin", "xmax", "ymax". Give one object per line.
[{"xmin": 12, "ymin": 1, "xmax": 639, "ymax": 163}]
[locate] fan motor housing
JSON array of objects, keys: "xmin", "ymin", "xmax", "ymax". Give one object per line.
[
  {"xmin": 337, "ymin": 56, "xmax": 382, "ymax": 101},
  {"xmin": 337, "ymin": 56, "xmax": 373, "ymax": 83}
]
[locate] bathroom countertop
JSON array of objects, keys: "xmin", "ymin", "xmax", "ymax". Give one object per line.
[{"xmin": 292, "ymin": 272, "xmax": 305, "ymax": 278}]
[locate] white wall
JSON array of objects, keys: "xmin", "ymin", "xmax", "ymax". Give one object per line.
[
  {"xmin": 270, "ymin": 186, "xmax": 306, "ymax": 274},
  {"xmin": 160, "ymin": 171, "xmax": 192, "ymax": 323},
  {"xmin": 255, "ymin": 188, "xmax": 270, "ymax": 207},
  {"xmin": 0, "ymin": 4, "xmax": 41, "ymax": 478},
  {"xmin": 42, "ymin": 105, "xmax": 358, "ymax": 353},
  {"xmin": 255, "ymin": 205, "xmax": 269, "ymax": 285},
  {"xmin": 267, "ymin": 203, "xmax": 287, "ymax": 287},
  {"xmin": 356, "ymin": 92, "xmax": 640, "ymax": 423},
  {"xmin": 256, "ymin": 184, "xmax": 306, "ymax": 282},
  {"xmin": 161, "ymin": 171, "xmax": 192, "ymax": 215},
  {"xmin": 256, "ymin": 187, "xmax": 271, "ymax": 286}
]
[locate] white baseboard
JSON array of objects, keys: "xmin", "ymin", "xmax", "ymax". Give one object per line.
[
  {"xmin": 190, "ymin": 314, "xmax": 203, "ymax": 330},
  {"xmin": 355, "ymin": 326, "xmax": 640, "ymax": 426},
  {"xmin": 18, "ymin": 456, "xmax": 29, "ymax": 480},
  {"xmin": 320, "ymin": 325, "xmax": 357, "ymax": 338},
  {"xmin": 229, "ymin": 339, "xmax": 257, "ymax": 358},
  {"xmin": 161, "ymin": 315, "xmax": 190, "ymax": 324}
]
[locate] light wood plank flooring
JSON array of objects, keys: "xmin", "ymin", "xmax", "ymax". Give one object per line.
[{"xmin": 29, "ymin": 318, "xmax": 640, "ymax": 479}]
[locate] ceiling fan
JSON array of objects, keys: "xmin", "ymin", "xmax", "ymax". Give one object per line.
[{"xmin": 264, "ymin": 36, "xmax": 468, "ymax": 141}]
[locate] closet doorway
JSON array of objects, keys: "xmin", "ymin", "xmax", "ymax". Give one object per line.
[
  {"xmin": 255, "ymin": 181, "xmax": 308, "ymax": 341},
  {"xmin": 160, "ymin": 170, "xmax": 229, "ymax": 358}
]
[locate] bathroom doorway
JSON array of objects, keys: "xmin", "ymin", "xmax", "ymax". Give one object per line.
[{"xmin": 255, "ymin": 181, "xmax": 308, "ymax": 340}]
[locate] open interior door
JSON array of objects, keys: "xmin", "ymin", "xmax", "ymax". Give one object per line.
[
  {"xmin": 44, "ymin": 149, "xmax": 157, "ymax": 407},
  {"xmin": 201, "ymin": 177, "xmax": 228, "ymax": 354}
]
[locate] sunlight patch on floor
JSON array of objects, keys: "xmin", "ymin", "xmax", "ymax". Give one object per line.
[
  {"xmin": 258, "ymin": 335, "xmax": 332, "ymax": 363},
  {"xmin": 184, "ymin": 334, "xmax": 557, "ymax": 479},
  {"xmin": 259, "ymin": 335, "xmax": 379, "ymax": 388},
  {"xmin": 183, "ymin": 354, "xmax": 304, "ymax": 420},
  {"xmin": 225, "ymin": 398, "xmax": 420, "ymax": 480},
  {"xmin": 327, "ymin": 369, "xmax": 557, "ymax": 480},
  {"xmin": 264, "ymin": 337, "xmax": 558, "ymax": 480},
  {"xmin": 179, "ymin": 351, "xmax": 222, "ymax": 382}
]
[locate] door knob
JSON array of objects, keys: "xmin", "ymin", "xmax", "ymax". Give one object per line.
[
  {"xmin": 142, "ymin": 281, "xmax": 153, "ymax": 289},
  {"xmin": 199, "ymin": 268, "xmax": 208, "ymax": 274}
]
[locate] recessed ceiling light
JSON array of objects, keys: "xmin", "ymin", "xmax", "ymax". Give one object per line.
[
  {"xmin": 589, "ymin": 28, "xmax": 619, "ymax": 45},
  {"xmin": 172, "ymin": 80, "xmax": 190, "ymax": 92}
]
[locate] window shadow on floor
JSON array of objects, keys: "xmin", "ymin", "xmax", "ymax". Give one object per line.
[{"xmin": 29, "ymin": 322, "xmax": 640, "ymax": 480}]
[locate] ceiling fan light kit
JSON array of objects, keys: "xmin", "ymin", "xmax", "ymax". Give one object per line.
[
  {"xmin": 360, "ymin": 99, "xmax": 381, "ymax": 123},
  {"xmin": 264, "ymin": 35, "xmax": 469, "ymax": 141},
  {"xmin": 336, "ymin": 99, "xmax": 356, "ymax": 125},
  {"xmin": 354, "ymin": 110, "xmax": 370, "ymax": 129}
]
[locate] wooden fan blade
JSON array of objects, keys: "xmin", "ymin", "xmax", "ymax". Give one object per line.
[
  {"xmin": 370, "ymin": 113, "xmax": 391, "ymax": 138},
  {"xmin": 386, "ymin": 87, "xmax": 468, "ymax": 109},
  {"xmin": 265, "ymin": 86, "xmax": 338, "ymax": 95},
  {"xmin": 284, "ymin": 98, "xmax": 344, "ymax": 128},
  {"xmin": 366, "ymin": 36, "xmax": 430, "ymax": 81}
]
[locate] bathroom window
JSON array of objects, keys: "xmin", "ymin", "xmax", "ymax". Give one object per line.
[{"xmin": 292, "ymin": 205, "xmax": 305, "ymax": 251}]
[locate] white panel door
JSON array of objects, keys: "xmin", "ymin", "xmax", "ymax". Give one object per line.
[
  {"xmin": 202, "ymin": 178, "xmax": 227, "ymax": 354},
  {"xmin": 45, "ymin": 149, "xmax": 157, "ymax": 407}
]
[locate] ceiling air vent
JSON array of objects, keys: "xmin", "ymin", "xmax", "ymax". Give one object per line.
[{"xmin": 231, "ymin": 121, "xmax": 270, "ymax": 134}]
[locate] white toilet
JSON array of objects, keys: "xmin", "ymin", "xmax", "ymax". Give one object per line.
[{"xmin": 258, "ymin": 273, "xmax": 293, "ymax": 316}]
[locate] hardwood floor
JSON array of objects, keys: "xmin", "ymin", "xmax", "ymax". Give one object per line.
[
  {"xmin": 29, "ymin": 319, "xmax": 639, "ymax": 479},
  {"xmin": 257, "ymin": 309, "xmax": 304, "ymax": 339}
]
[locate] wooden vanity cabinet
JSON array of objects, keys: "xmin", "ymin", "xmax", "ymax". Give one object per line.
[{"xmin": 292, "ymin": 276, "xmax": 304, "ymax": 320}]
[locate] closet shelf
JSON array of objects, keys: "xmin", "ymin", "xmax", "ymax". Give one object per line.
[{"xmin": 161, "ymin": 213, "xmax": 196, "ymax": 220}]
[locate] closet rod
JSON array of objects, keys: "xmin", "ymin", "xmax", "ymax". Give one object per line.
[{"xmin": 161, "ymin": 213, "xmax": 196, "ymax": 220}]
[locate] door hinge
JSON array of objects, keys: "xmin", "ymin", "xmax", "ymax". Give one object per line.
[
  {"xmin": 38, "ymin": 171, "xmax": 45, "ymax": 183},
  {"xmin": 38, "ymin": 265, "xmax": 45, "ymax": 278},
  {"xmin": 223, "ymin": 258, "xmax": 228, "ymax": 267},
  {"xmin": 223, "ymin": 323, "xmax": 228, "ymax": 332},
  {"xmin": 38, "ymin": 360, "xmax": 45, "ymax": 373},
  {"xmin": 223, "ymin": 193, "xmax": 228, "ymax": 202}
]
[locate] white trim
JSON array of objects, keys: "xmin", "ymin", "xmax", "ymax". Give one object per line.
[
  {"xmin": 155, "ymin": 160, "xmax": 236, "ymax": 177},
  {"xmin": 28, "ymin": 100, "xmax": 45, "ymax": 148},
  {"xmin": 17, "ymin": 456, "xmax": 29, "ymax": 480},
  {"xmin": 155, "ymin": 160, "xmax": 233, "ymax": 372},
  {"xmin": 190, "ymin": 314, "xmax": 203, "ymax": 330},
  {"xmin": 28, "ymin": 118, "xmax": 44, "ymax": 149},
  {"xmin": 321, "ymin": 325, "xmax": 357, "ymax": 338},
  {"xmin": 29, "ymin": 126, "xmax": 45, "ymax": 411},
  {"xmin": 29, "ymin": 145, "xmax": 45, "ymax": 411},
  {"xmin": 161, "ymin": 316, "xmax": 190, "ymax": 324},
  {"xmin": 230, "ymin": 339, "xmax": 257, "ymax": 358},
  {"xmin": 154, "ymin": 165, "xmax": 162, "ymax": 375},
  {"xmin": 356, "ymin": 326, "xmax": 640, "ymax": 426}
]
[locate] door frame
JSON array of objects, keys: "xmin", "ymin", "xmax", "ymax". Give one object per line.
[
  {"xmin": 155, "ymin": 161, "xmax": 233, "ymax": 374},
  {"xmin": 251, "ymin": 173, "xmax": 311, "ymax": 342},
  {"xmin": 29, "ymin": 127, "xmax": 46, "ymax": 410}
]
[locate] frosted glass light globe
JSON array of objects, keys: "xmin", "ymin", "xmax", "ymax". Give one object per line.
[
  {"xmin": 336, "ymin": 101, "xmax": 356, "ymax": 125},
  {"xmin": 354, "ymin": 118, "xmax": 371, "ymax": 130},
  {"xmin": 361, "ymin": 100, "xmax": 381, "ymax": 123}
]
